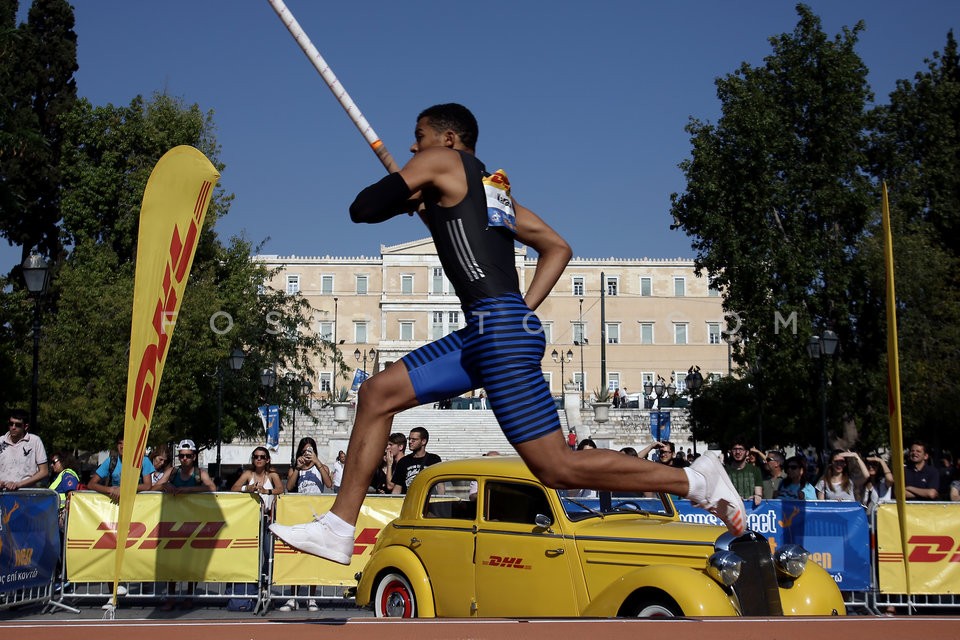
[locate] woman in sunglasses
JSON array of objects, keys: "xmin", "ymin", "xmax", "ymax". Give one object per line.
[
  {"xmin": 775, "ymin": 455, "xmax": 817, "ymax": 500},
  {"xmin": 815, "ymin": 449, "xmax": 868, "ymax": 501},
  {"xmin": 232, "ymin": 446, "xmax": 283, "ymax": 516}
]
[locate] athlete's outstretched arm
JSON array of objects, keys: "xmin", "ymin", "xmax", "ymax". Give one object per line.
[{"xmin": 514, "ymin": 201, "xmax": 572, "ymax": 310}]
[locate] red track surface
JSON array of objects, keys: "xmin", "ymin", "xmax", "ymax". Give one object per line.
[{"xmin": 1, "ymin": 616, "xmax": 956, "ymax": 640}]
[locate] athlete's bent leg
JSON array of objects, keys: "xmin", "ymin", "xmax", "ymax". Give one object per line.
[
  {"xmin": 269, "ymin": 361, "xmax": 420, "ymax": 563},
  {"xmin": 514, "ymin": 431, "xmax": 745, "ymax": 536}
]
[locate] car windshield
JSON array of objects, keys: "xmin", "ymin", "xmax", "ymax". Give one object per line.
[{"xmin": 557, "ymin": 491, "xmax": 674, "ymax": 521}]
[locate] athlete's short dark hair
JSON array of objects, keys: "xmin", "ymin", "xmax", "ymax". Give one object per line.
[
  {"xmin": 418, "ymin": 103, "xmax": 478, "ymax": 150},
  {"xmin": 410, "ymin": 426, "xmax": 430, "ymax": 443}
]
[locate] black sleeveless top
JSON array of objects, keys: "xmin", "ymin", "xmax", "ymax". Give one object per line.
[{"xmin": 423, "ymin": 151, "xmax": 520, "ymax": 308}]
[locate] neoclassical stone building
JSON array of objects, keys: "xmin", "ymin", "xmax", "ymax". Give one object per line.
[{"xmin": 257, "ymin": 237, "xmax": 728, "ymax": 405}]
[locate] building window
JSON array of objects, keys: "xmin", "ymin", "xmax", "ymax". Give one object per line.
[
  {"xmin": 606, "ymin": 323, "xmax": 620, "ymax": 344},
  {"xmin": 674, "ymin": 277, "xmax": 686, "ymax": 297},
  {"xmin": 401, "ymin": 274, "xmax": 414, "ymax": 295},
  {"xmin": 708, "ymin": 284, "xmax": 720, "ymax": 297},
  {"xmin": 431, "ymin": 310, "xmax": 460, "ymax": 340},
  {"xmin": 572, "ymin": 276, "xmax": 584, "ymax": 297},
  {"xmin": 399, "ymin": 321, "xmax": 414, "ymax": 341},
  {"xmin": 573, "ymin": 322, "xmax": 586, "ymax": 345},
  {"xmin": 541, "ymin": 322, "xmax": 553, "ymax": 344},
  {"xmin": 673, "ymin": 371, "xmax": 687, "ymax": 394},
  {"xmin": 606, "ymin": 276, "xmax": 618, "ymax": 297},
  {"xmin": 640, "ymin": 323, "xmax": 654, "ymax": 345},
  {"xmin": 318, "ymin": 372, "xmax": 332, "ymax": 393},
  {"xmin": 321, "ymin": 274, "xmax": 334, "ymax": 295},
  {"xmin": 708, "ymin": 323, "xmax": 721, "ymax": 345},
  {"xmin": 356, "ymin": 274, "xmax": 368, "ymax": 295},
  {"xmin": 286, "ymin": 274, "xmax": 300, "ymax": 294},
  {"xmin": 318, "ymin": 321, "xmax": 333, "ymax": 342},
  {"xmin": 355, "ymin": 322, "xmax": 368, "ymax": 344},
  {"xmin": 543, "ymin": 371, "xmax": 553, "ymax": 391},
  {"xmin": 432, "ymin": 267, "xmax": 445, "ymax": 294},
  {"xmin": 608, "ymin": 372, "xmax": 620, "ymax": 393},
  {"xmin": 574, "ymin": 372, "xmax": 584, "ymax": 392},
  {"xmin": 640, "ymin": 277, "xmax": 652, "ymax": 297},
  {"xmin": 674, "ymin": 323, "xmax": 688, "ymax": 345}
]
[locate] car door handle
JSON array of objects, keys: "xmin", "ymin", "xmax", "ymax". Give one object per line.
[
  {"xmin": 410, "ymin": 537, "xmax": 421, "ymax": 546},
  {"xmin": 546, "ymin": 548, "xmax": 564, "ymax": 557}
]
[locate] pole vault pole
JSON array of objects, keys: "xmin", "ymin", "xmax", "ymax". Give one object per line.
[{"xmin": 266, "ymin": 0, "xmax": 399, "ymax": 173}]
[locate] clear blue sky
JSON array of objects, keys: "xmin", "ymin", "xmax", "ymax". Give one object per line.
[{"xmin": 4, "ymin": 1, "xmax": 956, "ymax": 274}]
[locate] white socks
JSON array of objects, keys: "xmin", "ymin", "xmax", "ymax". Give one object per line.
[
  {"xmin": 683, "ymin": 466, "xmax": 707, "ymax": 503},
  {"xmin": 323, "ymin": 512, "xmax": 356, "ymax": 537}
]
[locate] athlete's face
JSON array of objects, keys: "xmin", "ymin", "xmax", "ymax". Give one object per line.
[{"xmin": 410, "ymin": 117, "xmax": 450, "ymax": 154}]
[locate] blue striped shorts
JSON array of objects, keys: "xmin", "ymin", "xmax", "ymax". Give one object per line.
[{"xmin": 400, "ymin": 293, "xmax": 561, "ymax": 445}]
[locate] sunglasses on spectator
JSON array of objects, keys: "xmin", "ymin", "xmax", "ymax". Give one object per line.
[
  {"xmin": 178, "ymin": 453, "xmax": 195, "ymax": 459},
  {"xmin": 51, "ymin": 458, "xmax": 61, "ymax": 465},
  {"xmin": 252, "ymin": 454, "xmax": 269, "ymax": 460},
  {"xmin": 8, "ymin": 420, "xmax": 25, "ymax": 427}
]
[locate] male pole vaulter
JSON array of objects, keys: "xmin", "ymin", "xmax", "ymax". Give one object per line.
[{"xmin": 270, "ymin": 104, "xmax": 746, "ymax": 563}]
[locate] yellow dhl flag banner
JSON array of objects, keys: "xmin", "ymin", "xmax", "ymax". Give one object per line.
[
  {"xmin": 272, "ymin": 495, "xmax": 403, "ymax": 586},
  {"xmin": 876, "ymin": 503, "xmax": 960, "ymax": 594},
  {"xmin": 113, "ymin": 147, "xmax": 219, "ymax": 596},
  {"xmin": 66, "ymin": 492, "xmax": 261, "ymax": 582}
]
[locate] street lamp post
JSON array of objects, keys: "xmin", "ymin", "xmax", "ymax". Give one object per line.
[
  {"xmin": 354, "ymin": 347, "xmax": 376, "ymax": 375},
  {"xmin": 684, "ymin": 366, "xmax": 704, "ymax": 455},
  {"xmin": 22, "ymin": 254, "xmax": 51, "ymax": 430},
  {"xmin": 806, "ymin": 330, "xmax": 839, "ymax": 456},
  {"xmin": 578, "ymin": 297, "xmax": 585, "ymax": 406},
  {"xmin": 550, "ymin": 348, "xmax": 573, "ymax": 391},
  {"xmin": 722, "ymin": 332, "xmax": 738, "ymax": 376},
  {"xmin": 215, "ymin": 348, "xmax": 246, "ymax": 477},
  {"xmin": 286, "ymin": 374, "xmax": 312, "ymax": 467},
  {"xmin": 643, "ymin": 375, "xmax": 676, "ymax": 447}
]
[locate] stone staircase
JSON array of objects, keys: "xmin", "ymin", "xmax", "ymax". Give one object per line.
[{"xmin": 389, "ymin": 404, "xmax": 569, "ymax": 461}]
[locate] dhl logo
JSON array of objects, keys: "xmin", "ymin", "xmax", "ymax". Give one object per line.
[
  {"xmin": 481, "ymin": 555, "xmax": 531, "ymax": 570},
  {"xmin": 67, "ymin": 520, "xmax": 257, "ymax": 550},
  {"xmin": 274, "ymin": 526, "xmax": 381, "ymax": 556},
  {"xmin": 128, "ymin": 180, "xmax": 213, "ymax": 467},
  {"xmin": 879, "ymin": 535, "xmax": 960, "ymax": 563}
]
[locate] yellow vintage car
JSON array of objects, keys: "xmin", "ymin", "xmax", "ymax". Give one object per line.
[{"xmin": 354, "ymin": 456, "xmax": 845, "ymax": 618}]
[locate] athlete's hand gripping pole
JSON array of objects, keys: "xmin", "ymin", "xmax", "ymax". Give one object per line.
[{"xmin": 266, "ymin": 0, "xmax": 399, "ymax": 173}]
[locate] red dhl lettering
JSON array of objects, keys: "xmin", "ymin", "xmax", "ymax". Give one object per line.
[
  {"xmin": 482, "ymin": 555, "xmax": 530, "ymax": 569},
  {"xmin": 131, "ymin": 182, "xmax": 210, "ymax": 426},
  {"xmin": 92, "ymin": 520, "xmax": 230, "ymax": 550},
  {"xmin": 907, "ymin": 535, "xmax": 960, "ymax": 563},
  {"xmin": 353, "ymin": 527, "xmax": 379, "ymax": 555}
]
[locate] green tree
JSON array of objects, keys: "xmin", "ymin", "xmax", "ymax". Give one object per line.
[
  {"xmin": 0, "ymin": 0, "xmax": 77, "ymax": 263},
  {"xmin": 670, "ymin": 4, "xmax": 875, "ymax": 449},
  {"xmin": 36, "ymin": 93, "xmax": 328, "ymax": 453},
  {"xmin": 863, "ymin": 31, "xmax": 960, "ymax": 448}
]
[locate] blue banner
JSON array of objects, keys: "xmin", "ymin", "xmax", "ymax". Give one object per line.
[
  {"xmin": 350, "ymin": 369, "xmax": 370, "ymax": 392},
  {"xmin": 673, "ymin": 498, "xmax": 871, "ymax": 591},
  {"xmin": 0, "ymin": 490, "xmax": 59, "ymax": 593},
  {"xmin": 259, "ymin": 404, "xmax": 280, "ymax": 451},
  {"xmin": 650, "ymin": 411, "xmax": 671, "ymax": 442}
]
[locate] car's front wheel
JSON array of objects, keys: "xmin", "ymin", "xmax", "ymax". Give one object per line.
[
  {"xmin": 373, "ymin": 571, "xmax": 417, "ymax": 617},
  {"xmin": 623, "ymin": 592, "xmax": 683, "ymax": 618}
]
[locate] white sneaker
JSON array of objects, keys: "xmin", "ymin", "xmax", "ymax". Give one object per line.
[
  {"xmin": 116, "ymin": 585, "xmax": 128, "ymax": 596},
  {"xmin": 307, "ymin": 599, "xmax": 318, "ymax": 611},
  {"xmin": 269, "ymin": 516, "xmax": 353, "ymax": 565},
  {"xmin": 278, "ymin": 599, "xmax": 297, "ymax": 612},
  {"xmin": 689, "ymin": 453, "xmax": 747, "ymax": 537}
]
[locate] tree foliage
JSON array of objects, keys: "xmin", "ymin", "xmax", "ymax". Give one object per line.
[
  {"xmin": 33, "ymin": 93, "xmax": 328, "ymax": 453},
  {"xmin": 0, "ymin": 0, "xmax": 77, "ymax": 263},
  {"xmin": 675, "ymin": 6, "xmax": 960, "ymax": 454}
]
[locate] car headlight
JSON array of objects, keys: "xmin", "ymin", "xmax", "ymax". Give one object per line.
[
  {"xmin": 706, "ymin": 550, "xmax": 742, "ymax": 587},
  {"xmin": 774, "ymin": 544, "xmax": 808, "ymax": 579}
]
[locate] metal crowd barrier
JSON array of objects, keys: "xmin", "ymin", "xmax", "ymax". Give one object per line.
[{"xmin": 5, "ymin": 489, "xmax": 960, "ymax": 616}]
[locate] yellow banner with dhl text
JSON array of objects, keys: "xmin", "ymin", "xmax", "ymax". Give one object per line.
[
  {"xmin": 114, "ymin": 146, "xmax": 219, "ymax": 589},
  {"xmin": 877, "ymin": 502, "xmax": 960, "ymax": 594},
  {"xmin": 272, "ymin": 494, "xmax": 403, "ymax": 586},
  {"xmin": 66, "ymin": 492, "xmax": 260, "ymax": 582}
]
